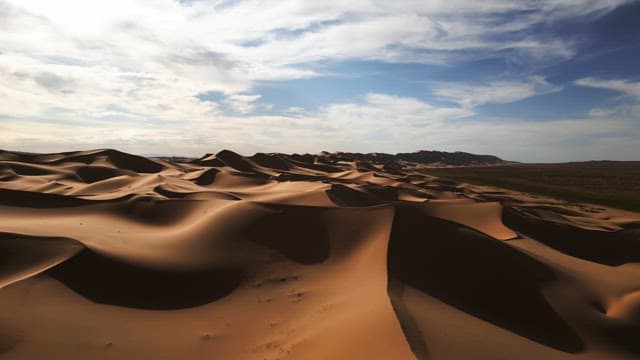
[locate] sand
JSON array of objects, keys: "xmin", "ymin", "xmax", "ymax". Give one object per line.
[{"xmin": 1, "ymin": 148, "xmax": 639, "ymax": 359}]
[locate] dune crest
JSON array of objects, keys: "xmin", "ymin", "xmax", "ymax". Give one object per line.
[{"xmin": 1, "ymin": 148, "xmax": 639, "ymax": 359}]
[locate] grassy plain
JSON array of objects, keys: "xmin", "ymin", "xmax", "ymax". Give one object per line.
[{"xmin": 420, "ymin": 162, "xmax": 640, "ymax": 212}]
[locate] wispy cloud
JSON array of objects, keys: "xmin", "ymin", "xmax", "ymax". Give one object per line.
[
  {"xmin": 575, "ymin": 77, "xmax": 640, "ymax": 122},
  {"xmin": 576, "ymin": 77, "xmax": 640, "ymax": 99},
  {"xmin": 433, "ymin": 76, "xmax": 562, "ymax": 108},
  {"xmin": 223, "ymin": 93, "xmax": 263, "ymax": 114}
]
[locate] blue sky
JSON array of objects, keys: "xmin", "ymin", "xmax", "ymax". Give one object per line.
[{"xmin": 0, "ymin": 0, "xmax": 639, "ymax": 161}]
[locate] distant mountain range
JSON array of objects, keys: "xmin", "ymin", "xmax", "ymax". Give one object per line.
[
  {"xmin": 1, "ymin": 148, "xmax": 508, "ymax": 171},
  {"xmin": 313, "ymin": 150, "xmax": 507, "ymax": 167},
  {"xmin": 187, "ymin": 150, "xmax": 509, "ymax": 173}
]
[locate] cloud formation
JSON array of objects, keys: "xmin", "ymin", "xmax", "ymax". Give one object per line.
[
  {"xmin": 0, "ymin": 0, "xmax": 637, "ymax": 160},
  {"xmin": 576, "ymin": 78, "xmax": 640, "ymax": 99},
  {"xmin": 433, "ymin": 77, "xmax": 562, "ymax": 109}
]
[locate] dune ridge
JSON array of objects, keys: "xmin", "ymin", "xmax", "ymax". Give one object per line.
[{"xmin": 1, "ymin": 148, "xmax": 639, "ymax": 359}]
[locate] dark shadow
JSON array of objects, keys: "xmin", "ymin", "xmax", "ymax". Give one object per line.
[
  {"xmin": 243, "ymin": 204, "xmax": 330, "ymax": 264},
  {"xmin": 365, "ymin": 184, "xmax": 401, "ymax": 202},
  {"xmin": 194, "ymin": 168, "xmax": 219, "ymax": 185},
  {"xmin": 215, "ymin": 150, "xmax": 259, "ymax": 173},
  {"xmin": 287, "ymin": 158, "xmax": 343, "ymax": 173},
  {"xmin": 387, "ymin": 277, "xmax": 429, "ymax": 360},
  {"xmin": 196, "ymin": 157, "xmax": 225, "ymax": 167},
  {"xmin": 76, "ymin": 165, "xmax": 129, "ymax": 183},
  {"xmin": 0, "ymin": 188, "xmax": 92, "ymax": 208},
  {"xmin": 621, "ymin": 222, "xmax": 640, "ymax": 230},
  {"xmin": 0, "ymin": 233, "xmax": 83, "ymax": 288},
  {"xmin": 325, "ymin": 184, "xmax": 380, "ymax": 206},
  {"xmin": 596, "ymin": 322, "xmax": 640, "ymax": 356},
  {"xmin": 47, "ymin": 250, "xmax": 242, "ymax": 310},
  {"xmin": 0, "ymin": 162, "xmax": 53, "ymax": 176},
  {"xmin": 0, "ymin": 326, "xmax": 20, "ymax": 355},
  {"xmin": 250, "ymin": 153, "xmax": 293, "ymax": 171},
  {"xmin": 387, "ymin": 205, "xmax": 585, "ymax": 353},
  {"xmin": 112, "ymin": 198, "xmax": 201, "ymax": 226},
  {"xmin": 153, "ymin": 185, "xmax": 190, "ymax": 198},
  {"xmin": 273, "ymin": 173, "xmax": 322, "ymax": 182},
  {"xmin": 503, "ymin": 207, "xmax": 640, "ymax": 266}
]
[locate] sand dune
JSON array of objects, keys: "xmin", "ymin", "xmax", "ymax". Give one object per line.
[{"xmin": 1, "ymin": 149, "xmax": 640, "ymax": 359}]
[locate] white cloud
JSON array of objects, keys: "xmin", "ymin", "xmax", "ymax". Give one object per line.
[
  {"xmin": 433, "ymin": 76, "xmax": 562, "ymax": 108},
  {"xmin": 223, "ymin": 93, "xmax": 262, "ymax": 114},
  {"xmin": 539, "ymin": 0, "xmax": 628, "ymax": 20},
  {"xmin": 286, "ymin": 106, "xmax": 306, "ymax": 114},
  {"xmin": 320, "ymin": 93, "xmax": 473, "ymax": 127},
  {"xmin": 576, "ymin": 77, "xmax": 640, "ymax": 123},
  {"xmin": 575, "ymin": 77, "xmax": 640, "ymax": 99}
]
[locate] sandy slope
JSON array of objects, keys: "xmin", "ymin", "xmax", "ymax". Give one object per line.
[{"xmin": 1, "ymin": 148, "xmax": 640, "ymax": 359}]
